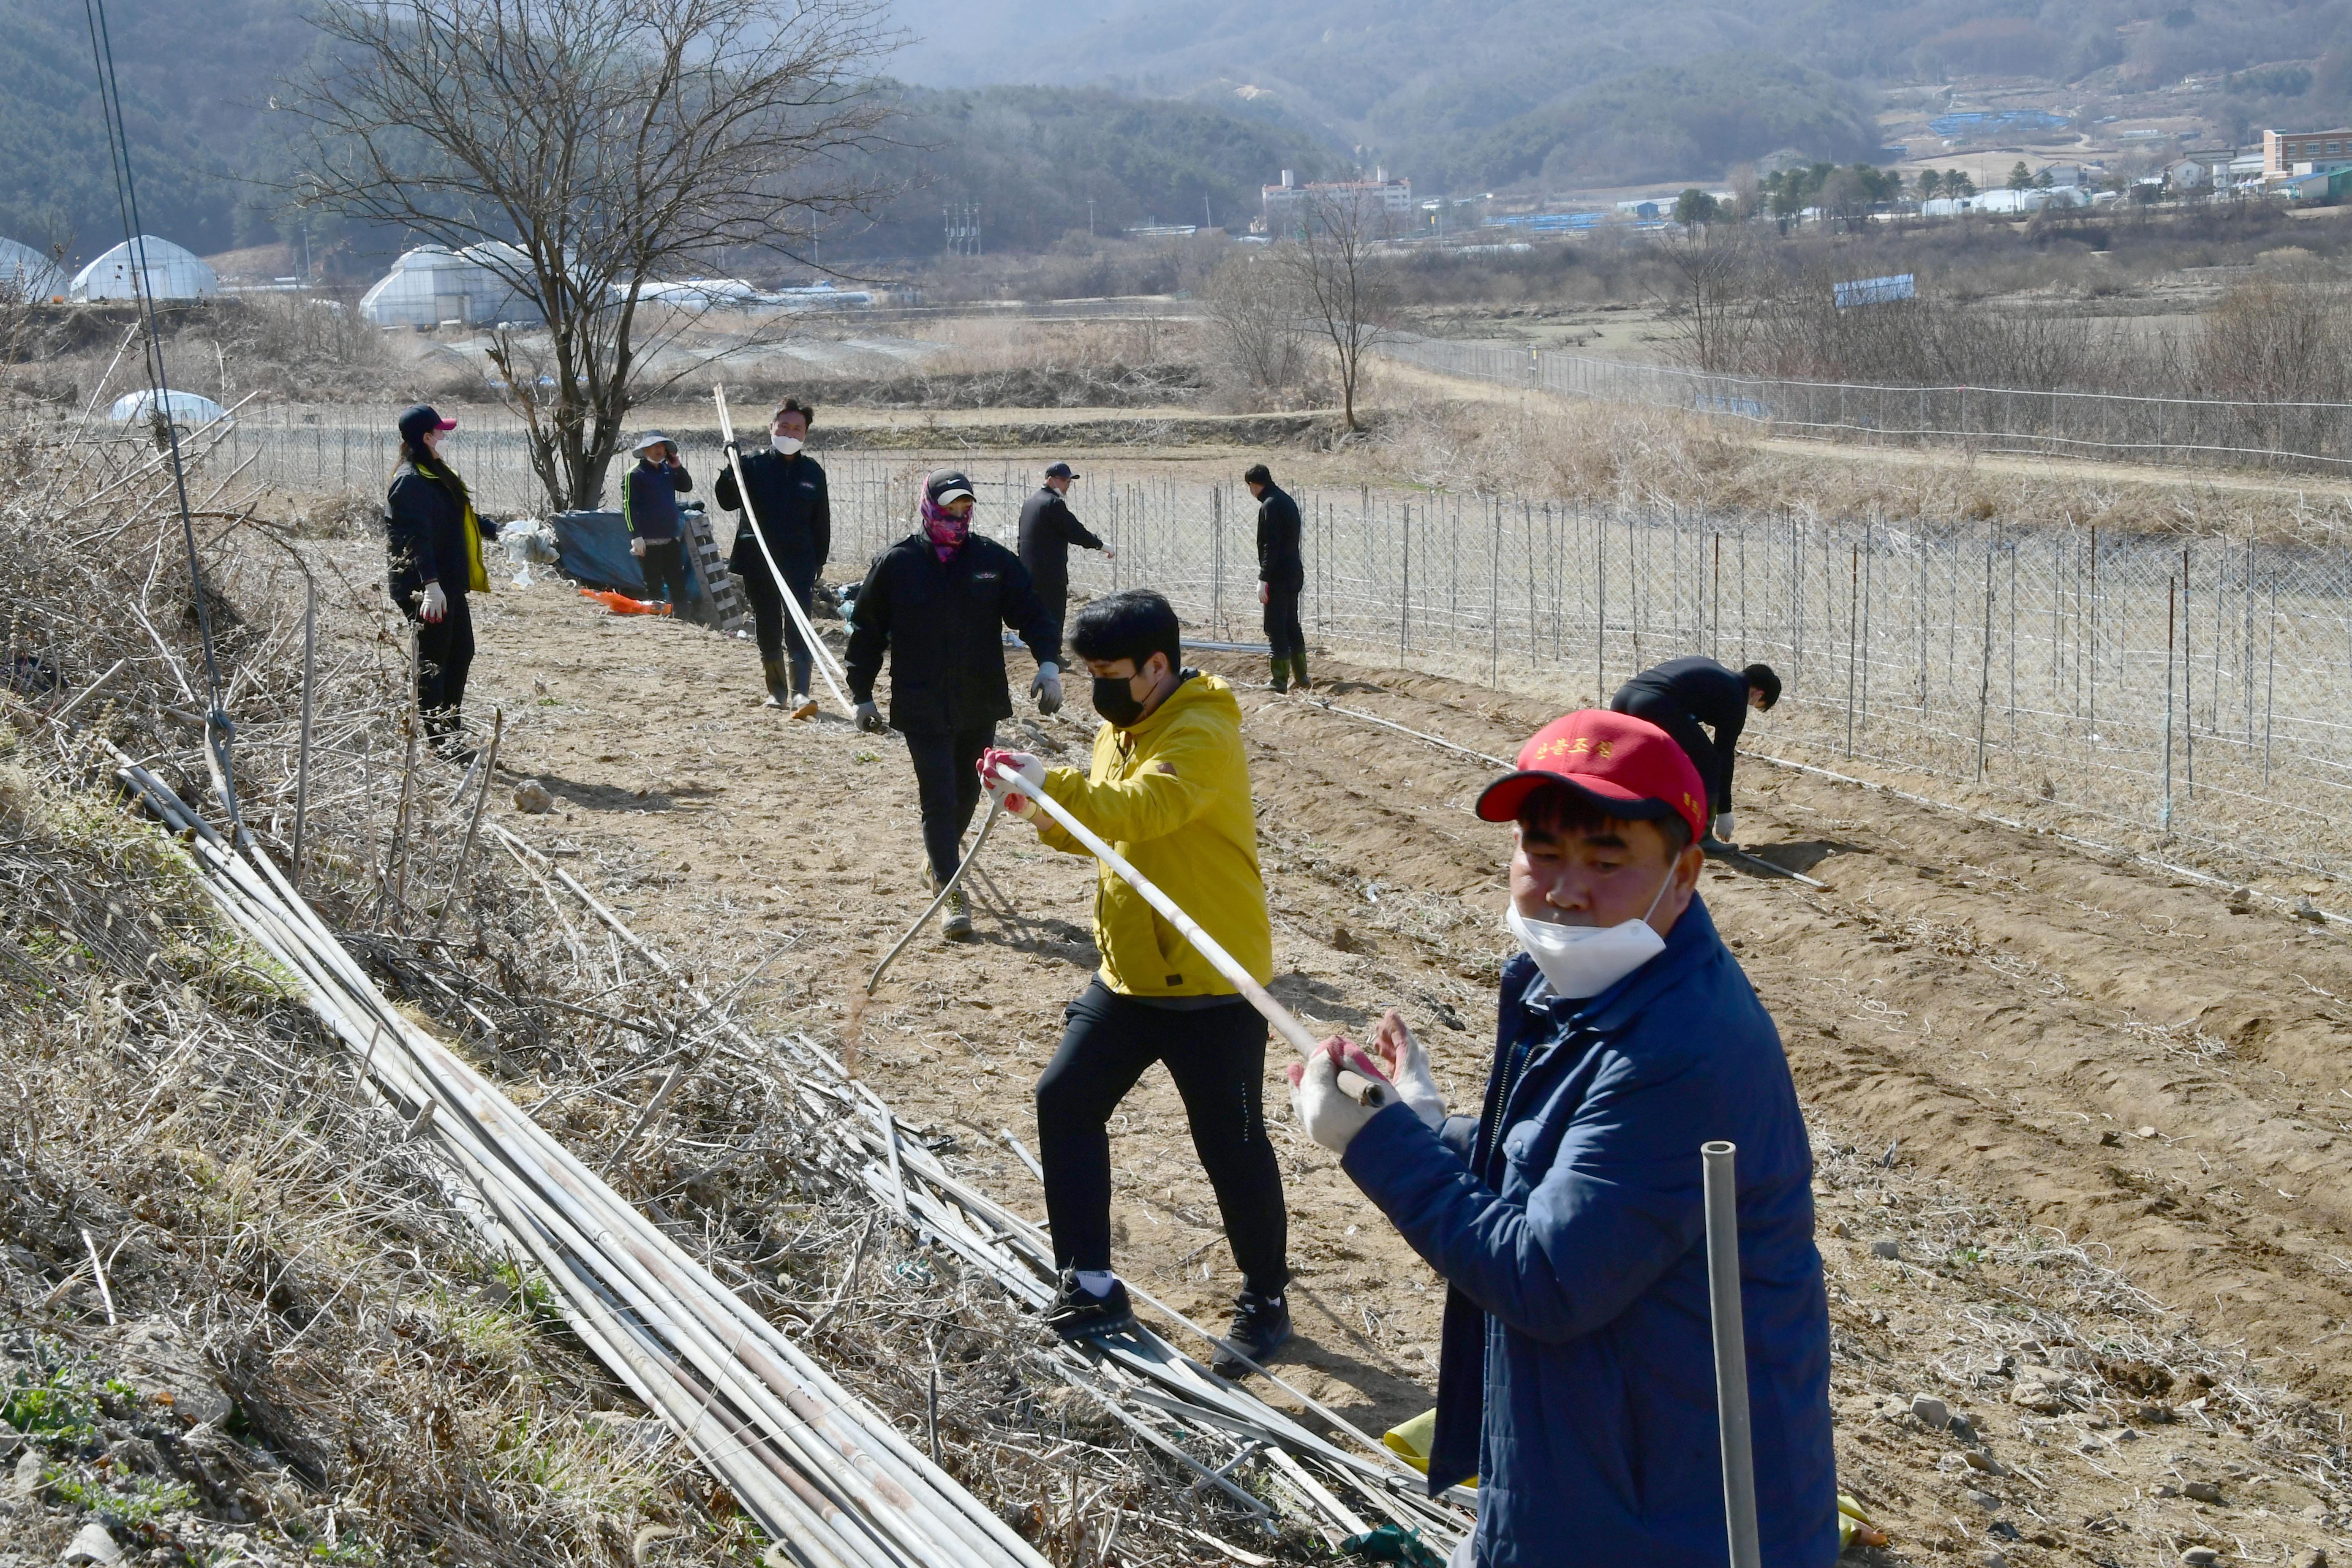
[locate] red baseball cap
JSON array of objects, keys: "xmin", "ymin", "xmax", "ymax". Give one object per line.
[{"xmin": 1474, "ymin": 709, "xmax": 1710, "ymax": 847}]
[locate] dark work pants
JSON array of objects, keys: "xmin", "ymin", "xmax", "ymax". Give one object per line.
[
  {"xmin": 1036, "ymin": 980, "xmax": 1288, "ymax": 1295},
  {"xmin": 1610, "ymin": 687, "xmax": 1724, "ymax": 814},
  {"xmin": 412, "ymin": 593, "xmax": 474, "ymax": 734},
  {"xmin": 1263, "ymin": 583, "xmax": 1305, "ymax": 665},
  {"xmin": 903, "ymin": 725, "xmax": 996, "ymax": 885},
  {"xmin": 743, "ymin": 559, "xmax": 818, "ymax": 695},
  {"xmin": 640, "ymin": 539, "xmax": 691, "ymax": 610}
]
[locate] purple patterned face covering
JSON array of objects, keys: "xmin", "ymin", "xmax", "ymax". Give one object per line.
[{"xmin": 921, "ymin": 495, "xmax": 969, "ymax": 558}]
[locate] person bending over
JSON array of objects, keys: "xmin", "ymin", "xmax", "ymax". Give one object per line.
[
  {"xmin": 845, "ymin": 469, "xmax": 1062, "ymax": 940},
  {"xmin": 978, "ymin": 589, "xmax": 1292, "ymax": 1375},
  {"xmin": 1607, "ymin": 655, "xmax": 1780, "ymax": 844},
  {"xmin": 1290, "ymin": 708, "xmax": 1835, "ymax": 1568}
]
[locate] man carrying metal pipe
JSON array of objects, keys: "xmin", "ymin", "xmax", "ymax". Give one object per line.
[
  {"xmin": 1608, "ymin": 655, "xmax": 1781, "ymax": 847},
  {"xmin": 976, "ymin": 589, "xmax": 1293, "ymax": 1372},
  {"xmin": 715, "ymin": 397, "xmax": 829, "ymax": 716},
  {"xmin": 1289, "ymin": 710, "xmax": 1835, "ymax": 1567}
]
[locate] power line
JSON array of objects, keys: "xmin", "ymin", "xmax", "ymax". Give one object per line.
[{"xmin": 82, "ymin": 0, "xmax": 242, "ymax": 829}]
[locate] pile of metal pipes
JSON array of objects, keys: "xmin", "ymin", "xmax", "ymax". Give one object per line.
[{"xmin": 116, "ymin": 760, "xmax": 1049, "ymax": 1568}]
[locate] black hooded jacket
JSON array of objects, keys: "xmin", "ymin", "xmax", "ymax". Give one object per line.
[
  {"xmin": 844, "ymin": 531, "xmax": 1061, "ymax": 732},
  {"xmin": 1255, "ymin": 482, "xmax": 1304, "ymax": 590},
  {"xmin": 1017, "ymin": 485, "xmax": 1104, "ymax": 604}
]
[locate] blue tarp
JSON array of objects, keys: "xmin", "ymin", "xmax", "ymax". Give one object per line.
[{"xmin": 550, "ymin": 507, "xmax": 709, "ymax": 607}]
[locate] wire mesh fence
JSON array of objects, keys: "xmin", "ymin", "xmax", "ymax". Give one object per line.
[
  {"xmin": 1378, "ymin": 337, "xmax": 2352, "ymax": 471},
  {"xmin": 226, "ymin": 407, "xmax": 2352, "ymax": 879}
]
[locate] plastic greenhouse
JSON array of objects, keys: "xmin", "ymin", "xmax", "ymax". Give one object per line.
[
  {"xmin": 0, "ymin": 238, "xmax": 65, "ymax": 302},
  {"xmin": 109, "ymin": 389, "xmax": 230, "ymax": 430},
  {"xmin": 358, "ymin": 245, "xmax": 543, "ymax": 329},
  {"xmin": 69, "ymin": 236, "xmax": 218, "ymax": 302}
]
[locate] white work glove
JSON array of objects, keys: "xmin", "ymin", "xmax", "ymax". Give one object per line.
[
  {"xmin": 978, "ymin": 748, "xmax": 1046, "ymax": 817},
  {"xmin": 630, "ymin": 536, "xmax": 646, "ymax": 558},
  {"xmin": 420, "ymin": 581, "xmax": 448, "ymax": 623},
  {"xmin": 1372, "ymin": 1010, "xmax": 1446, "ymax": 1130},
  {"xmin": 1287, "ymin": 1039, "xmax": 1397, "ymax": 1154},
  {"xmin": 854, "ymin": 701, "xmax": 885, "ymax": 733},
  {"xmin": 1102, "ymin": 544, "xmax": 1116, "ymax": 561},
  {"xmin": 1712, "ymin": 811, "xmax": 1735, "ymax": 843},
  {"xmin": 1029, "ymin": 662, "xmax": 1063, "ymax": 715}
]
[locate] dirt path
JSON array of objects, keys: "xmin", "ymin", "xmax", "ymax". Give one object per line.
[{"xmin": 453, "ymin": 573, "xmax": 2348, "ymax": 1565}]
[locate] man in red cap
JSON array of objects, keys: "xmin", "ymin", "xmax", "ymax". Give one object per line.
[{"xmin": 1288, "ymin": 709, "xmax": 1836, "ymax": 1568}]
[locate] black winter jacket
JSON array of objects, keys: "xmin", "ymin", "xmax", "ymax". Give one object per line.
[
  {"xmin": 1017, "ymin": 486, "xmax": 1104, "ymax": 605},
  {"xmin": 1255, "ymin": 483, "xmax": 1304, "ymax": 590},
  {"xmin": 385, "ymin": 459, "xmax": 472, "ymax": 612},
  {"xmin": 716, "ymin": 449, "xmax": 830, "ymax": 577},
  {"xmin": 844, "ymin": 532, "xmax": 1061, "ymax": 732},
  {"xmin": 624, "ymin": 457, "xmax": 692, "ymax": 542},
  {"xmin": 1612, "ymin": 655, "xmax": 1752, "ymax": 811}
]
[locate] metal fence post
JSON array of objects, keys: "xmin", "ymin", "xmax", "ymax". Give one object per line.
[
  {"xmin": 2164, "ymin": 574, "xmax": 2177, "ymax": 830},
  {"xmin": 1490, "ymin": 496, "xmax": 1501, "ymax": 687},
  {"xmin": 1845, "ymin": 542, "xmax": 1859, "ymax": 758},
  {"xmin": 1399, "ymin": 500, "xmax": 1411, "ymax": 664},
  {"xmin": 1212, "ymin": 486, "xmax": 1224, "ymax": 640},
  {"xmin": 1976, "ymin": 533, "xmax": 1994, "ymax": 782},
  {"xmin": 2264, "ymin": 572, "xmax": 2277, "ymax": 785}
]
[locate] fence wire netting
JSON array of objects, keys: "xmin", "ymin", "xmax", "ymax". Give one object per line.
[
  {"xmin": 1378, "ymin": 337, "xmax": 2352, "ymax": 471},
  {"xmin": 221, "ymin": 407, "xmax": 2352, "ymax": 881}
]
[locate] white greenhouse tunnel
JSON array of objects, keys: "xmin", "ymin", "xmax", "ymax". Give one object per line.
[
  {"xmin": 358, "ymin": 245, "xmax": 544, "ymax": 329},
  {"xmin": 0, "ymin": 237, "xmax": 66, "ymax": 302},
  {"xmin": 69, "ymin": 236, "xmax": 219, "ymax": 302}
]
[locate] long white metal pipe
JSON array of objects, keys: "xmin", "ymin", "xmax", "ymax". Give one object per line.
[{"xmin": 1702, "ymin": 1140, "xmax": 1761, "ymax": 1568}]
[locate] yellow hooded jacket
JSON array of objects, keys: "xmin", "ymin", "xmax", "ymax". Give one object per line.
[{"xmin": 1034, "ymin": 672, "xmax": 1271, "ymax": 997}]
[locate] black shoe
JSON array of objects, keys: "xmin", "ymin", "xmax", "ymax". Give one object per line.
[
  {"xmin": 1209, "ymin": 1286, "xmax": 1290, "ymax": 1376},
  {"xmin": 1042, "ymin": 1269, "xmax": 1137, "ymax": 1340}
]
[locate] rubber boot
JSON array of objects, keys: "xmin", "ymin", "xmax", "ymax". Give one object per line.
[
  {"xmin": 1290, "ymin": 651, "xmax": 1311, "ymax": 692},
  {"xmin": 760, "ymin": 657, "xmax": 792, "ymax": 707},
  {"xmin": 1269, "ymin": 656, "xmax": 1290, "ymax": 694}
]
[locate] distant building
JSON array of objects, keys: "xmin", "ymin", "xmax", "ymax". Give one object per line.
[
  {"xmin": 358, "ymin": 245, "xmax": 542, "ymax": 329},
  {"xmin": 2264, "ymin": 128, "xmax": 2352, "ymax": 180},
  {"xmin": 0, "ymin": 237, "xmax": 65, "ymax": 302},
  {"xmin": 1261, "ymin": 169, "xmax": 1413, "ymax": 237},
  {"xmin": 2167, "ymin": 158, "xmax": 2212, "ymax": 188}
]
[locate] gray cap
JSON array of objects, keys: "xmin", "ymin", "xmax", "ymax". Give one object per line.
[{"xmin": 634, "ymin": 432, "xmax": 673, "ymax": 455}]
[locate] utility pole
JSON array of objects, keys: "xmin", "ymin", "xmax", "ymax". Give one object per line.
[{"xmin": 1087, "ymin": 198, "xmax": 1095, "ymax": 237}]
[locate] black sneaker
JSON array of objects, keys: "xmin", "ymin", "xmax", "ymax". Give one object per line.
[
  {"xmin": 1209, "ymin": 1287, "xmax": 1290, "ymax": 1376},
  {"xmin": 1041, "ymin": 1269, "xmax": 1136, "ymax": 1340}
]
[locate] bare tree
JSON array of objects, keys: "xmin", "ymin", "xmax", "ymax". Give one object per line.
[
  {"xmin": 284, "ymin": 0, "xmax": 898, "ymax": 509},
  {"xmin": 1274, "ymin": 188, "xmax": 1396, "ymax": 432},
  {"xmin": 1655, "ymin": 221, "xmax": 1757, "ymax": 373},
  {"xmin": 1202, "ymin": 252, "xmax": 1310, "ymax": 402}
]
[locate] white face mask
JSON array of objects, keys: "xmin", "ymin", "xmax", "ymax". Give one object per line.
[
  {"xmin": 1505, "ymin": 868, "xmax": 1677, "ymax": 999},
  {"xmin": 772, "ymin": 434, "xmax": 804, "ymax": 455}
]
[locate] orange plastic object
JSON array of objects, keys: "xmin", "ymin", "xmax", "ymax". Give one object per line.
[{"xmin": 580, "ymin": 588, "xmax": 670, "ymax": 616}]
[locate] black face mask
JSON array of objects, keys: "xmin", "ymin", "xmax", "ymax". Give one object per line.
[{"xmin": 1091, "ymin": 673, "xmax": 1146, "ymax": 727}]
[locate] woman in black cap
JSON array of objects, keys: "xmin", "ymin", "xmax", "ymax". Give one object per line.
[{"xmin": 385, "ymin": 404, "xmax": 487, "ymax": 747}]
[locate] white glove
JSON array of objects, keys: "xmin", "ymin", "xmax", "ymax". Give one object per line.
[
  {"xmin": 1712, "ymin": 811, "xmax": 1734, "ymax": 843},
  {"xmin": 420, "ymin": 581, "xmax": 448, "ymax": 623},
  {"xmin": 1372, "ymin": 1010, "xmax": 1446, "ymax": 1130},
  {"xmin": 1102, "ymin": 544, "xmax": 1117, "ymax": 561},
  {"xmin": 1030, "ymin": 662, "xmax": 1063, "ymax": 715},
  {"xmin": 854, "ymin": 701, "xmax": 885, "ymax": 732},
  {"xmin": 1287, "ymin": 1040, "xmax": 1396, "ymax": 1154},
  {"xmin": 630, "ymin": 536, "xmax": 646, "ymax": 558},
  {"xmin": 980, "ymin": 748, "xmax": 1046, "ymax": 812}
]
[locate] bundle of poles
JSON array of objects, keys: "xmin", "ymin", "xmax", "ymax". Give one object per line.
[{"xmin": 113, "ymin": 757, "xmax": 1049, "ymax": 1568}]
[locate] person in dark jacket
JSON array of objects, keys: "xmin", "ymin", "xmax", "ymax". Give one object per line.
[
  {"xmin": 1290, "ymin": 709, "xmax": 1837, "ymax": 1568},
  {"xmin": 845, "ymin": 469, "xmax": 1063, "ymax": 939},
  {"xmin": 384, "ymin": 403, "xmax": 488, "ymax": 747},
  {"xmin": 715, "ymin": 398, "xmax": 829, "ymax": 717},
  {"xmin": 1246, "ymin": 463, "xmax": 1308, "ymax": 692},
  {"xmin": 1607, "ymin": 656, "xmax": 1780, "ymax": 844},
  {"xmin": 623, "ymin": 433, "xmax": 694, "ymax": 611},
  {"xmin": 1017, "ymin": 461, "xmax": 1114, "ymax": 650}
]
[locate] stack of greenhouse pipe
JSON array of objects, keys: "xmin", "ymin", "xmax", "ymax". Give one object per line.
[{"xmin": 115, "ymin": 762, "xmax": 1048, "ymax": 1568}]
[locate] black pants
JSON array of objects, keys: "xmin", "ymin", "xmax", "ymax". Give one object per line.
[
  {"xmin": 640, "ymin": 539, "xmax": 691, "ymax": 610},
  {"xmin": 1609, "ymin": 687, "xmax": 1723, "ymax": 815},
  {"xmin": 903, "ymin": 725, "xmax": 996, "ymax": 885},
  {"xmin": 412, "ymin": 593, "xmax": 474, "ymax": 733},
  {"xmin": 1036, "ymin": 981, "xmax": 1288, "ymax": 1294},
  {"xmin": 1263, "ymin": 583, "xmax": 1305, "ymax": 665},
  {"xmin": 742, "ymin": 557, "xmax": 818, "ymax": 695}
]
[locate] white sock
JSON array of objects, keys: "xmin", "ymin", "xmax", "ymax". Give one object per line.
[{"xmin": 1075, "ymin": 1269, "xmax": 1118, "ymax": 1298}]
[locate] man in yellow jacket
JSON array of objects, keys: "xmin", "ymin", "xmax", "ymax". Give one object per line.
[{"xmin": 979, "ymin": 589, "xmax": 1290, "ymax": 1372}]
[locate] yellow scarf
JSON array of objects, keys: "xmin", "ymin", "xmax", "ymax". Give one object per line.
[{"xmin": 419, "ymin": 459, "xmax": 489, "ymax": 593}]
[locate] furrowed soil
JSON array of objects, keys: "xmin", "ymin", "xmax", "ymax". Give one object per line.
[{"xmin": 441, "ymin": 566, "xmax": 2348, "ymax": 1567}]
